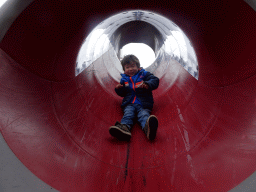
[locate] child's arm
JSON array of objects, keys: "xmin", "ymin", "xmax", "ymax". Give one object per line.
[
  {"xmin": 115, "ymin": 83, "xmax": 127, "ymax": 97},
  {"xmin": 116, "ymin": 84, "xmax": 123, "ymax": 89},
  {"xmin": 140, "ymin": 83, "xmax": 149, "ymax": 89},
  {"xmin": 143, "ymin": 72, "xmax": 159, "ymax": 91}
]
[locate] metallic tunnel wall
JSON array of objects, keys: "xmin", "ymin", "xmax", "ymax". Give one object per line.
[
  {"xmin": 114, "ymin": 21, "xmax": 161, "ymax": 53},
  {"xmin": 1, "ymin": 0, "xmax": 256, "ymax": 191}
]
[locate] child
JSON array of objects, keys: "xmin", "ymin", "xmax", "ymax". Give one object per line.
[{"xmin": 109, "ymin": 54, "xmax": 159, "ymax": 141}]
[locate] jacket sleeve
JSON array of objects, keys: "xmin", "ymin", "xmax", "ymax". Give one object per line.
[
  {"xmin": 115, "ymin": 86, "xmax": 127, "ymax": 97},
  {"xmin": 143, "ymin": 72, "xmax": 159, "ymax": 91}
]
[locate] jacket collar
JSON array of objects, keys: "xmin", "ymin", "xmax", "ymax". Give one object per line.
[{"xmin": 121, "ymin": 68, "xmax": 145, "ymax": 78}]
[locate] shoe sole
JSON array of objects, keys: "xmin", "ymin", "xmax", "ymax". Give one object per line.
[
  {"xmin": 109, "ymin": 126, "xmax": 131, "ymax": 141},
  {"xmin": 148, "ymin": 115, "xmax": 158, "ymax": 140}
]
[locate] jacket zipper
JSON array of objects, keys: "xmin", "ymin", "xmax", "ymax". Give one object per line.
[{"xmin": 130, "ymin": 77, "xmax": 136, "ymax": 103}]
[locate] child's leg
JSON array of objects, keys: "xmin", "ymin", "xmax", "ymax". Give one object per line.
[
  {"xmin": 137, "ymin": 106, "xmax": 158, "ymax": 140},
  {"xmin": 137, "ymin": 106, "xmax": 151, "ymax": 129},
  {"xmin": 109, "ymin": 104, "xmax": 136, "ymax": 141},
  {"xmin": 120, "ymin": 104, "xmax": 136, "ymax": 130}
]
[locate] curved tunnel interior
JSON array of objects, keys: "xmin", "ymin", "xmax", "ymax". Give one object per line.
[
  {"xmin": 75, "ymin": 10, "xmax": 199, "ymax": 80},
  {"xmin": 1, "ymin": 1, "xmax": 256, "ymax": 192}
]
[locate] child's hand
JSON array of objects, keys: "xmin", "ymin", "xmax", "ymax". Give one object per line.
[
  {"xmin": 116, "ymin": 84, "xmax": 123, "ymax": 89},
  {"xmin": 140, "ymin": 82, "xmax": 149, "ymax": 89}
]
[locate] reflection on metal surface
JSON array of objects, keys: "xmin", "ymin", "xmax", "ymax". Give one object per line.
[
  {"xmin": 76, "ymin": 29, "xmax": 111, "ymax": 75},
  {"xmin": 132, "ymin": 10, "xmax": 144, "ymax": 20},
  {"xmin": 245, "ymin": 0, "xmax": 256, "ymax": 11},
  {"xmin": 76, "ymin": 10, "xmax": 199, "ymax": 79},
  {"xmin": 162, "ymin": 31, "xmax": 198, "ymax": 79},
  {"xmin": 0, "ymin": 0, "xmax": 7, "ymax": 8}
]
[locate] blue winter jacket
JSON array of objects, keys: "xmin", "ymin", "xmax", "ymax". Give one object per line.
[{"xmin": 115, "ymin": 69, "xmax": 159, "ymax": 110}]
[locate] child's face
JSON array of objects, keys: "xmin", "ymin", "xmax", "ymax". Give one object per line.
[{"xmin": 124, "ymin": 62, "xmax": 139, "ymax": 77}]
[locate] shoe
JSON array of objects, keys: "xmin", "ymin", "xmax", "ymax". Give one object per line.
[
  {"xmin": 143, "ymin": 115, "xmax": 158, "ymax": 140},
  {"xmin": 109, "ymin": 121, "xmax": 131, "ymax": 141}
]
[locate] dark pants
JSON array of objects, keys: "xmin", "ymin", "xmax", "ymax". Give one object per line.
[{"xmin": 121, "ymin": 104, "xmax": 151, "ymax": 130}]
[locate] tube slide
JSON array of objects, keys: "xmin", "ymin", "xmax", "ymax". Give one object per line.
[{"xmin": 1, "ymin": 0, "xmax": 256, "ymax": 191}]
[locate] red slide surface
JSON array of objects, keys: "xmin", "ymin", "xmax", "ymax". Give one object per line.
[{"xmin": 1, "ymin": 0, "xmax": 256, "ymax": 191}]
